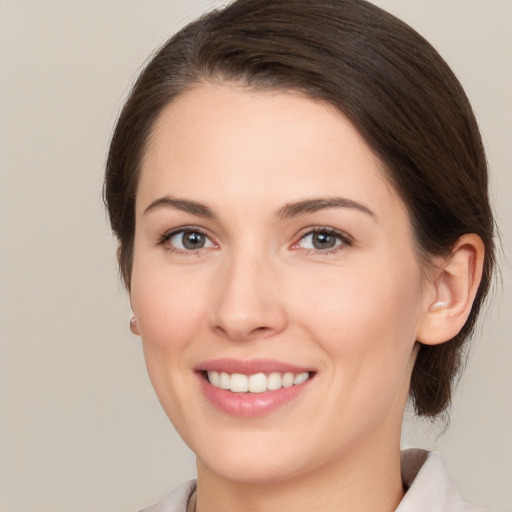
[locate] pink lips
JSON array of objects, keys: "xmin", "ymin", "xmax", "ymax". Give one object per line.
[
  {"xmin": 195, "ymin": 358, "xmax": 314, "ymax": 418},
  {"xmin": 196, "ymin": 358, "xmax": 311, "ymax": 375}
]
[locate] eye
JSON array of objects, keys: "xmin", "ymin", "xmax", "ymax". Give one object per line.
[
  {"xmin": 162, "ymin": 229, "xmax": 216, "ymax": 253},
  {"xmin": 295, "ymin": 228, "xmax": 351, "ymax": 252}
]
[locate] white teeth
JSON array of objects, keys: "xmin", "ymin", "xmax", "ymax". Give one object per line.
[
  {"xmin": 208, "ymin": 371, "xmax": 220, "ymax": 387},
  {"xmin": 219, "ymin": 372, "xmax": 230, "ymax": 389},
  {"xmin": 230, "ymin": 373, "xmax": 249, "ymax": 392},
  {"xmin": 206, "ymin": 370, "xmax": 311, "ymax": 393},
  {"xmin": 282, "ymin": 372, "xmax": 294, "ymax": 387},
  {"xmin": 267, "ymin": 372, "xmax": 282, "ymax": 390},
  {"xmin": 294, "ymin": 372, "xmax": 309, "ymax": 385},
  {"xmin": 248, "ymin": 373, "xmax": 267, "ymax": 393}
]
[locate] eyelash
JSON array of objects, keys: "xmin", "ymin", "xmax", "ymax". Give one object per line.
[
  {"xmin": 157, "ymin": 226, "xmax": 353, "ymax": 256},
  {"xmin": 292, "ymin": 227, "xmax": 353, "ymax": 255},
  {"xmin": 157, "ymin": 226, "xmax": 215, "ymax": 255}
]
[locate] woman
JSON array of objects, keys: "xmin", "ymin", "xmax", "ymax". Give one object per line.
[{"xmin": 104, "ymin": 1, "xmax": 495, "ymax": 511}]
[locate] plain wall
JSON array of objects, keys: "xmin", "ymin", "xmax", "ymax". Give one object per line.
[{"xmin": 0, "ymin": 1, "xmax": 510, "ymax": 511}]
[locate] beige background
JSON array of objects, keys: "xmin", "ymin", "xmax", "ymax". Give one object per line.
[{"xmin": 0, "ymin": 1, "xmax": 510, "ymax": 511}]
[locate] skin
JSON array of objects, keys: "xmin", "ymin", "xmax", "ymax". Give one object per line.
[{"xmin": 129, "ymin": 82, "xmax": 482, "ymax": 512}]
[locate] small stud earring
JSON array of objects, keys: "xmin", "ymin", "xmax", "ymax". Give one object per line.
[
  {"xmin": 129, "ymin": 316, "xmax": 139, "ymax": 335},
  {"xmin": 431, "ymin": 301, "xmax": 448, "ymax": 311}
]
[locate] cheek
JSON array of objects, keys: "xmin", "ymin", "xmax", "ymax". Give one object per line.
[
  {"xmin": 294, "ymin": 258, "xmax": 421, "ymax": 326},
  {"xmin": 130, "ymin": 263, "xmax": 208, "ymax": 358},
  {"xmin": 289, "ymin": 258, "xmax": 423, "ymax": 378},
  {"xmin": 129, "ymin": 266, "xmax": 210, "ymax": 425}
]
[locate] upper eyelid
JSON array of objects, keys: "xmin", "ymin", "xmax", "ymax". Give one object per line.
[
  {"xmin": 288, "ymin": 227, "xmax": 354, "ymax": 255},
  {"xmin": 157, "ymin": 225, "xmax": 216, "ymax": 247},
  {"xmin": 158, "ymin": 227, "xmax": 218, "ymax": 256},
  {"xmin": 155, "ymin": 225, "xmax": 353, "ymax": 250},
  {"xmin": 160, "ymin": 225, "xmax": 210, "ymax": 239},
  {"xmin": 295, "ymin": 226, "xmax": 353, "ymax": 243}
]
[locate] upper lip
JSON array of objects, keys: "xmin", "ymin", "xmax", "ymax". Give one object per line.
[{"xmin": 194, "ymin": 358, "xmax": 313, "ymax": 375}]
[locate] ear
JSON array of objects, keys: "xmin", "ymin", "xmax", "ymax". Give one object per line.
[
  {"xmin": 417, "ymin": 234, "xmax": 485, "ymax": 346},
  {"xmin": 129, "ymin": 297, "xmax": 140, "ymax": 336}
]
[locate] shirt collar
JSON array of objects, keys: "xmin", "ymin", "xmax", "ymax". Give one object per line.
[{"xmin": 397, "ymin": 448, "xmax": 486, "ymax": 511}]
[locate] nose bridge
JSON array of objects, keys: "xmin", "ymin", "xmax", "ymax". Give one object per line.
[{"xmin": 211, "ymin": 243, "xmax": 287, "ymax": 341}]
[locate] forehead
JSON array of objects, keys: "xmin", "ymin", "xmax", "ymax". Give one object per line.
[{"xmin": 137, "ymin": 81, "xmax": 402, "ymax": 219}]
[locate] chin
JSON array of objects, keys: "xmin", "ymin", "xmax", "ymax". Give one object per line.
[
  {"xmin": 192, "ymin": 427, "xmax": 328, "ymax": 485},
  {"xmin": 199, "ymin": 450, "xmax": 307, "ymax": 485}
]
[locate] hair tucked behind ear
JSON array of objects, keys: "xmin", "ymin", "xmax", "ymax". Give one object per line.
[{"xmin": 104, "ymin": 0, "xmax": 495, "ymax": 417}]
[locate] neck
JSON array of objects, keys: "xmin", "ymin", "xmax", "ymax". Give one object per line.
[{"xmin": 195, "ymin": 436, "xmax": 404, "ymax": 512}]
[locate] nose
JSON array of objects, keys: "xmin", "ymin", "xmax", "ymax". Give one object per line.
[{"xmin": 209, "ymin": 251, "xmax": 288, "ymax": 342}]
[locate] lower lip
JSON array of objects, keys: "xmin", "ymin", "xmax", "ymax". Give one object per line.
[{"xmin": 197, "ymin": 374, "xmax": 312, "ymax": 417}]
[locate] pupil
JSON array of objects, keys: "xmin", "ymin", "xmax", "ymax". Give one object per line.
[
  {"xmin": 183, "ymin": 232, "xmax": 205, "ymax": 249},
  {"xmin": 313, "ymin": 232, "xmax": 335, "ymax": 249}
]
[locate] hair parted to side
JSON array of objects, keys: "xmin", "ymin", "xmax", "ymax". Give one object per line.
[{"xmin": 104, "ymin": 0, "xmax": 495, "ymax": 417}]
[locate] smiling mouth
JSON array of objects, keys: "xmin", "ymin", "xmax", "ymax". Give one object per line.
[{"xmin": 204, "ymin": 371, "xmax": 313, "ymax": 393}]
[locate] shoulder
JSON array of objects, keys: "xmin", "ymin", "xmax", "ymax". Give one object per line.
[
  {"xmin": 398, "ymin": 449, "xmax": 492, "ymax": 512},
  {"xmin": 138, "ymin": 480, "xmax": 196, "ymax": 512}
]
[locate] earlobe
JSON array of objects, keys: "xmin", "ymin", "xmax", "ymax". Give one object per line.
[
  {"xmin": 417, "ymin": 234, "xmax": 485, "ymax": 346},
  {"xmin": 129, "ymin": 298, "xmax": 140, "ymax": 336},
  {"xmin": 130, "ymin": 316, "xmax": 140, "ymax": 335}
]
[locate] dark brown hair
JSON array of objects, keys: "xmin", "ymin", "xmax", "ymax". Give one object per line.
[{"xmin": 104, "ymin": 0, "xmax": 495, "ymax": 417}]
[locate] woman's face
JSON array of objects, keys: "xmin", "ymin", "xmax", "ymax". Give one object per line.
[{"xmin": 130, "ymin": 83, "xmax": 432, "ymax": 484}]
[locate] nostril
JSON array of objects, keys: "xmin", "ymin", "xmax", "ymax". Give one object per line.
[
  {"xmin": 214, "ymin": 325, "xmax": 228, "ymax": 337},
  {"xmin": 213, "ymin": 323, "xmax": 273, "ymax": 341}
]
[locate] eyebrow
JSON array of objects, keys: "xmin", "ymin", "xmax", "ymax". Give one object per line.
[
  {"xmin": 143, "ymin": 196, "xmax": 217, "ymax": 218},
  {"xmin": 277, "ymin": 197, "xmax": 376, "ymax": 220},
  {"xmin": 143, "ymin": 195, "xmax": 375, "ymax": 220}
]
